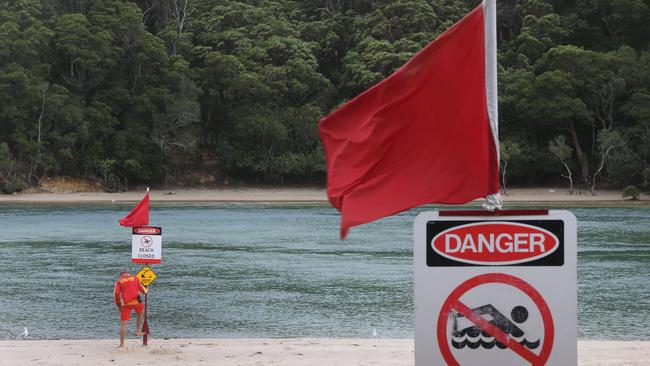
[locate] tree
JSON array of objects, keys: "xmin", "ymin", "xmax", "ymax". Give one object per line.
[
  {"xmin": 500, "ymin": 140, "xmax": 523, "ymax": 195},
  {"xmin": 519, "ymin": 68, "xmax": 591, "ymax": 184},
  {"xmin": 549, "ymin": 135, "xmax": 575, "ymax": 194},
  {"xmin": 591, "ymin": 129, "xmax": 626, "ymax": 194},
  {"xmin": 152, "ymin": 76, "xmax": 200, "ymax": 154},
  {"xmin": 190, "ymin": 0, "xmax": 333, "ymax": 182},
  {"xmin": 52, "ymin": 13, "xmax": 116, "ymax": 95},
  {"xmin": 0, "ymin": 142, "xmax": 26, "ymax": 193},
  {"xmin": 599, "ymin": 0, "xmax": 647, "ymax": 37}
]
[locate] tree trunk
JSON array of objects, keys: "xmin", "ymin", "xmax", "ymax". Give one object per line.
[
  {"xmin": 501, "ymin": 161, "xmax": 508, "ymax": 196},
  {"xmin": 568, "ymin": 121, "xmax": 589, "ymax": 185},
  {"xmin": 561, "ymin": 162, "xmax": 574, "ymax": 195}
]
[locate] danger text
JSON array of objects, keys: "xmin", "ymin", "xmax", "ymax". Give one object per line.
[{"xmin": 444, "ymin": 233, "xmax": 545, "ymax": 254}]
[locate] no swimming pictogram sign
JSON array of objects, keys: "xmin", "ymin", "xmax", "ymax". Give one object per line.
[
  {"xmin": 437, "ymin": 273, "xmax": 553, "ymax": 366},
  {"xmin": 414, "ymin": 210, "xmax": 577, "ymax": 365}
]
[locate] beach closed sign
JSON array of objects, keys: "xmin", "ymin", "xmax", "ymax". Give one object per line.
[
  {"xmin": 414, "ymin": 210, "xmax": 576, "ymax": 366},
  {"xmin": 132, "ymin": 226, "xmax": 162, "ymax": 264}
]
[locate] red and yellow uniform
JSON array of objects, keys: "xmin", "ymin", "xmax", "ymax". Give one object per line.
[{"xmin": 114, "ymin": 275, "xmax": 147, "ymax": 321}]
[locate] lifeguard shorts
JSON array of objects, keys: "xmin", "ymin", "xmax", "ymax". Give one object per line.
[{"xmin": 120, "ymin": 303, "xmax": 144, "ymax": 321}]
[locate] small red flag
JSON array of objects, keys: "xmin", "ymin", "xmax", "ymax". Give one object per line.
[
  {"xmin": 319, "ymin": 1, "xmax": 500, "ymax": 238},
  {"xmin": 119, "ymin": 191, "xmax": 150, "ymax": 227}
]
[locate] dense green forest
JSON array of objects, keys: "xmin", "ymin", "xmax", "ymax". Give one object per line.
[{"xmin": 1, "ymin": 0, "xmax": 649, "ymax": 193}]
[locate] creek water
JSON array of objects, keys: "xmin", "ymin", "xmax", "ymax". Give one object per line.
[{"xmin": 0, "ymin": 204, "xmax": 648, "ymax": 340}]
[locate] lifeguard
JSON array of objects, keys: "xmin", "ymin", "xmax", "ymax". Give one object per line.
[{"xmin": 114, "ymin": 269, "xmax": 148, "ymax": 347}]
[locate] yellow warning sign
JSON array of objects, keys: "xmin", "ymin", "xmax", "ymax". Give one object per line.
[{"xmin": 135, "ymin": 266, "xmax": 158, "ymax": 287}]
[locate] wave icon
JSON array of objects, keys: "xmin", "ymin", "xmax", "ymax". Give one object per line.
[{"xmin": 451, "ymin": 336, "xmax": 540, "ymax": 350}]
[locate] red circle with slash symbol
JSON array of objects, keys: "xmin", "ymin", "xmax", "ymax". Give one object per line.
[{"xmin": 437, "ymin": 273, "xmax": 554, "ymax": 366}]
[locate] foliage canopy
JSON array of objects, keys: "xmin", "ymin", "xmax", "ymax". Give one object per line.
[{"xmin": 0, "ymin": 0, "xmax": 649, "ymax": 193}]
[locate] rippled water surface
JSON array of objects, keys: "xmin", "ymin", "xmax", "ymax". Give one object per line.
[{"xmin": 0, "ymin": 204, "xmax": 648, "ymax": 340}]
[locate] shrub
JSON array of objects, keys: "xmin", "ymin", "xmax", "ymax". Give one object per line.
[
  {"xmin": 1, "ymin": 176, "xmax": 27, "ymax": 194},
  {"xmin": 622, "ymin": 185, "xmax": 641, "ymax": 200}
]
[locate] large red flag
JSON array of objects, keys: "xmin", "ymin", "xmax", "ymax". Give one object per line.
[
  {"xmin": 119, "ymin": 190, "xmax": 150, "ymax": 227},
  {"xmin": 319, "ymin": 1, "xmax": 500, "ymax": 238}
]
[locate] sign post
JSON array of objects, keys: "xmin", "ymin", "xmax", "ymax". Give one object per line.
[
  {"xmin": 131, "ymin": 227, "xmax": 162, "ymax": 346},
  {"xmin": 135, "ymin": 266, "xmax": 157, "ymax": 347},
  {"xmin": 142, "ymin": 291, "xmax": 149, "ymax": 346},
  {"xmin": 414, "ymin": 210, "xmax": 577, "ymax": 365}
]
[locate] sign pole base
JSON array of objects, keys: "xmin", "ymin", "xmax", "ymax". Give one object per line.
[{"xmin": 142, "ymin": 291, "xmax": 149, "ymax": 346}]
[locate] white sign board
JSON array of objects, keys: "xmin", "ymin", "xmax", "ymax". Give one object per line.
[
  {"xmin": 132, "ymin": 226, "xmax": 162, "ymax": 264},
  {"xmin": 414, "ymin": 210, "xmax": 576, "ymax": 366}
]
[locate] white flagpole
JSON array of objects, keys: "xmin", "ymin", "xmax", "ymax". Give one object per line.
[{"xmin": 483, "ymin": 0, "xmax": 502, "ymax": 211}]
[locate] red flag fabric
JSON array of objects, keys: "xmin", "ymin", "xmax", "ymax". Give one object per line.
[
  {"xmin": 319, "ymin": 2, "xmax": 500, "ymax": 238},
  {"xmin": 119, "ymin": 191, "xmax": 150, "ymax": 227}
]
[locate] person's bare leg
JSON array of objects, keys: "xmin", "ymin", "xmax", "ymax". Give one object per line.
[
  {"xmin": 135, "ymin": 312, "xmax": 145, "ymax": 336},
  {"xmin": 119, "ymin": 321, "xmax": 128, "ymax": 347}
]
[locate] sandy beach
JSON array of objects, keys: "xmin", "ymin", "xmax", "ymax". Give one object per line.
[
  {"xmin": 0, "ymin": 339, "xmax": 647, "ymax": 365},
  {"xmin": 0, "ymin": 187, "xmax": 646, "ymax": 203}
]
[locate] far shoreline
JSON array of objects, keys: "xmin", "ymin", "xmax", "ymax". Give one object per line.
[{"xmin": 0, "ymin": 187, "xmax": 647, "ymax": 205}]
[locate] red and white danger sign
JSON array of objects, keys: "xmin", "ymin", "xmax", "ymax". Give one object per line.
[
  {"xmin": 414, "ymin": 210, "xmax": 576, "ymax": 365},
  {"xmin": 132, "ymin": 226, "xmax": 162, "ymax": 264}
]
